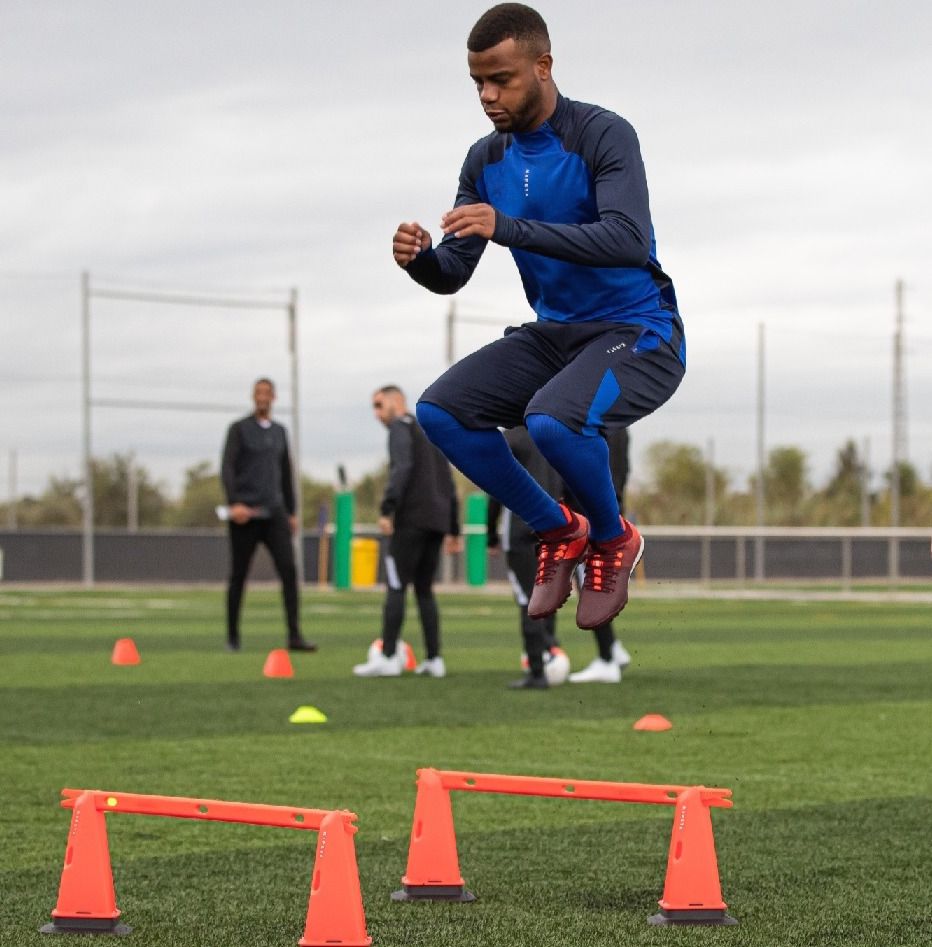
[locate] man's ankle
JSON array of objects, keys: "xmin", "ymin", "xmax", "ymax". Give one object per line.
[{"xmin": 538, "ymin": 507, "xmax": 578, "ymax": 539}]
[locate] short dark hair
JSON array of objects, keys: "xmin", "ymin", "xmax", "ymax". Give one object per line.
[
  {"xmin": 375, "ymin": 384, "xmax": 404, "ymax": 398},
  {"xmin": 467, "ymin": 3, "xmax": 550, "ymax": 55},
  {"xmin": 254, "ymin": 377, "xmax": 275, "ymax": 392}
]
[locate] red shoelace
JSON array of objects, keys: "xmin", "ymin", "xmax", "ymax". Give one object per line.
[
  {"xmin": 583, "ymin": 545, "xmax": 625, "ymax": 593},
  {"xmin": 534, "ymin": 539, "xmax": 574, "ymax": 585}
]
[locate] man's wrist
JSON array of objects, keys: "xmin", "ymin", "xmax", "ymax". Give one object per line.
[{"xmin": 491, "ymin": 209, "xmax": 515, "ymax": 245}]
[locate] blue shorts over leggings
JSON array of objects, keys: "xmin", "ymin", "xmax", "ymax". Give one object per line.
[{"xmin": 419, "ymin": 319, "xmax": 684, "ymax": 436}]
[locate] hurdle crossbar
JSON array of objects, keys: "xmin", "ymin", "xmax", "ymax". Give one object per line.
[
  {"xmin": 434, "ymin": 770, "xmax": 732, "ymax": 807},
  {"xmin": 59, "ymin": 787, "xmax": 334, "ymax": 830}
]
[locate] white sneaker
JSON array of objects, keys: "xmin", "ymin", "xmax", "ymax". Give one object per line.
[
  {"xmin": 414, "ymin": 656, "xmax": 446, "ymax": 678},
  {"xmin": 611, "ymin": 641, "xmax": 632, "ymax": 669},
  {"xmin": 352, "ymin": 650, "xmax": 404, "ymax": 677},
  {"xmin": 568, "ymin": 658, "xmax": 621, "ymax": 684}
]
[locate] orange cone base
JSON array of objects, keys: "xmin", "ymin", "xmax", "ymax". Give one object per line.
[
  {"xmin": 391, "ymin": 883, "xmax": 476, "ymax": 902},
  {"xmin": 648, "ymin": 908, "xmax": 738, "ymax": 926},
  {"xmin": 298, "ymin": 935, "xmax": 370, "ymax": 947},
  {"xmin": 40, "ymin": 917, "xmax": 132, "ymax": 935}
]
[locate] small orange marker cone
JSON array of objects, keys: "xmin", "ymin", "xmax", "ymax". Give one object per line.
[
  {"xmin": 299, "ymin": 810, "xmax": 372, "ymax": 946},
  {"xmin": 633, "ymin": 714, "xmax": 672, "ymax": 731},
  {"xmin": 392, "ymin": 767, "xmax": 475, "ymax": 902},
  {"xmin": 111, "ymin": 638, "xmax": 140, "ymax": 666},
  {"xmin": 263, "ymin": 648, "xmax": 294, "ymax": 678}
]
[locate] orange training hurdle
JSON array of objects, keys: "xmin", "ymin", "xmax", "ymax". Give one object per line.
[
  {"xmin": 40, "ymin": 788, "xmax": 371, "ymax": 946},
  {"xmin": 392, "ymin": 767, "xmax": 737, "ymax": 926}
]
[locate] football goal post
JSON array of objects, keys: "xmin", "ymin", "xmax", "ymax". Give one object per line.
[{"xmin": 80, "ymin": 272, "xmax": 303, "ymax": 586}]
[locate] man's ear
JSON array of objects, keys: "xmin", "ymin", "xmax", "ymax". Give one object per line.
[{"xmin": 535, "ymin": 52, "xmax": 553, "ymax": 82}]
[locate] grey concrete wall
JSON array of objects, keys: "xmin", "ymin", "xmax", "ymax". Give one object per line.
[
  {"xmin": 0, "ymin": 529, "xmax": 319, "ymax": 583},
  {"xmin": 0, "ymin": 529, "xmax": 929, "ymax": 584}
]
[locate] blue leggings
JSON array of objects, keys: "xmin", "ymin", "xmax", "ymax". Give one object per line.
[{"xmin": 416, "ymin": 403, "xmax": 622, "ymax": 541}]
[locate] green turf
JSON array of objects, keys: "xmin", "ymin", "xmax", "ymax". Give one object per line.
[{"xmin": 1, "ymin": 587, "xmax": 931, "ymax": 946}]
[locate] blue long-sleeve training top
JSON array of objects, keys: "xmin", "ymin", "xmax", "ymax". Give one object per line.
[{"xmin": 405, "ymin": 93, "xmax": 683, "ymax": 360}]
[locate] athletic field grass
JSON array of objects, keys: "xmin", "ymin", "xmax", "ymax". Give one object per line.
[{"xmin": 2, "ymin": 586, "xmax": 931, "ymax": 946}]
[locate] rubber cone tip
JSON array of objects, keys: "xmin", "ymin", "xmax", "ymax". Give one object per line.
[{"xmin": 633, "ymin": 714, "xmax": 672, "ymax": 731}]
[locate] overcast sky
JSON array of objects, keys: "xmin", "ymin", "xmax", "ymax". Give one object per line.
[{"xmin": 1, "ymin": 0, "xmax": 930, "ymax": 503}]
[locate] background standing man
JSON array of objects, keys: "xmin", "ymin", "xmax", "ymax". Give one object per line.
[
  {"xmin": 392, "ymin": 3, "xmax": 685, "ymax": 632},
  {"xmin": 487, "ymin": 425, "xmax": 562, "ymax": 689},
  {"xmin": 221, "ymin": 378, "xmax": 316, "ymax": 653},
  {"xmin": 353, "ymin": 385, "xmax": 461, "ymax": 678}
]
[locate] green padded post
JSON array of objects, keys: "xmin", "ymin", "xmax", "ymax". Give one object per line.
[
  {"xmin": 333, "ymin": 492, "xmax": 354, "ymax": 589},
  {"xmin": 464, "ymin": 492, "xmax": 488, "ymax": 587}
]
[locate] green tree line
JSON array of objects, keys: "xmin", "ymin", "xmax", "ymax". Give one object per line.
[{"xmin": 2, "ymin": 441, "xmax": 930, "ymax": 529}]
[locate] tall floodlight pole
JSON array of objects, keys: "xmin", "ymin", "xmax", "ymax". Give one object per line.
[
  {"xmin": 288, "ymin": 288, "xmax": 304, "ymax": 585},
  {"xmin": 127, "ymin": 455, "xmax": 139, "ymax": 533},
  {"xmin": 860, "ymin": 436, "xmax": 871, "ymax": 527},
  {"xmin": 6, "ymin": 449, "xmax": 17, "ymax": 529},
  {"xmin": 755, "ymin": 323, "xmax": 765, "ymax": 580},
  {"xmin": 445, "ymin": 299, "xmax": 456, "ymax": 366},
  {"xmin": 890, "ymin": 279, "xmax": 905, "ymax": 528},
  {"xmin": 705, "ymin": 438, "xmax": 716, "ymax": 526},
  {"xmin": 81, "ymin": 271, "xmax": 94, "ymax": 586},
  {"xmin": 702, "ymin": 438, "xmax": 715, "ymax": 585}
]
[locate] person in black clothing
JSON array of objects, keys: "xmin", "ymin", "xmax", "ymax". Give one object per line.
[
  {"xmin": 488, "ymin": 426, "xmax": 632, "ymax": 688},
  {"xmin": 487, "ymin": 426, "xmax": 561, "ymax": 689},
  {"xmin": 221, "ymin": 378, "xmax": 316, "ymax": 653},
  {"xmin": 353, "ymin": 385, "xmax": 461, "ymax": 678}
]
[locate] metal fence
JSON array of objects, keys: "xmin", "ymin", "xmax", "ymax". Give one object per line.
[
  {"xmin": 633, "ymin": 526, "xmax": 931, "ymax": 590},
  {"xmin": 0, "ymin": 526, "xmax": 929, "ymax": 586}
]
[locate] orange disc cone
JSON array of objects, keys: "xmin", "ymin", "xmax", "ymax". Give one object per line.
[
  {"xmin": 111, "ymin": 638, "xmax": 141, "ymax": 666},
  {"xmin": 263, "ymin": 648, "xmax": 294, "ymax": 678},
  {"xmin": 633, "ymin": 714, "xmax": 672, "ymax": 731}
]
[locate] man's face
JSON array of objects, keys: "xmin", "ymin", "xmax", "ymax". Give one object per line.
[
  {"xmin": 253, "ymin": 382, "xmax": 275, "ymax": 415},
  {"xmin": 371, "ymin": 391, "xmax": 401, "ymax": 428},
  {"xmin": 468, "ymin": 38, "xmax": 552, "ymax": 134}
]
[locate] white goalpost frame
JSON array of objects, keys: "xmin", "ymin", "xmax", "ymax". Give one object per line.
[{"xmin": 80, "ymin": 272, "xmax": 303, "ymax": 586}]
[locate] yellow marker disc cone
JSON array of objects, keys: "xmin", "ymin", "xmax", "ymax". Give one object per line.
[{"xmin": 289, "ymin": 705, "xmax": 328, "ymax": 724}]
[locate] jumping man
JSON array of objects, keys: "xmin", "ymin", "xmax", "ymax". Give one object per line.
[{"xmin": 392, "ymin": 3, "xmax": 685, "ymax": 629}]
